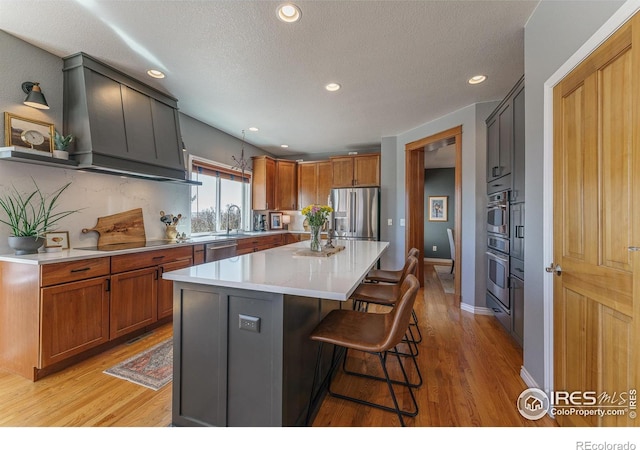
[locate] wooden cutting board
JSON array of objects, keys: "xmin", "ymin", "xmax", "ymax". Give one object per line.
[{"xmin": 82, "ymin": 208, "xmax": 146, "ymax": 246}]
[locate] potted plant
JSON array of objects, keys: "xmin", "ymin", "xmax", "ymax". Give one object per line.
[
  {"xmin": 0, "ymin": 180, "xmax": 79, "ymax": 255},
  {"xmin": 51, "ymin": 129, "xmax": 74, "ymax": 159}
]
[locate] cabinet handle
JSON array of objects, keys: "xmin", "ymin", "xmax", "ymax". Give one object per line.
[
  {"xmin": 70, "ymin": 267, "xmax": 91, "ymax": 273},
  {"xmin": 492, "ymin": 166, "xmax": 500, "ymax": 177},
  {"xmin": 515, "ymin": 226, "xmax": 524, "ymax": 238},
  {"xmin": 105, "ymin": 279, "xmax": 111, "ymax": 292},
  {"xmin": 155, "ymin": 269, "xmax": 159, "ymax": 280},
  {"xmin": 152, "ymin": 256, "xmax": 165, "ymax": 260}
]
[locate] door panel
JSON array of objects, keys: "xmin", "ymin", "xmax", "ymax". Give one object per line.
[{"xmin": 553, "ymin": 16, "xmax": 638, "ymax": 427}]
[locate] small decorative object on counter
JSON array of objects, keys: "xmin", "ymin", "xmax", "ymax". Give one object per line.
[
  {"xmin": 51, "ymin": 129, "xmax": 74, "ymax": 159},
  {"xmin": 160, "ymin": 211, "xmax": 182, "ymax": 241},
  {"xmin": 324, "ymin": 229, "xmax": 334, "ymax": 250},
  {"xmin": 301, "ymin": 204, "xmax": 333, "ymax": 252}
]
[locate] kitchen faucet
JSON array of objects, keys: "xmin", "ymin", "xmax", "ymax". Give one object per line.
[{"xmin": 226, "ymin": 204, "xmax": 241, "ymax": 235}]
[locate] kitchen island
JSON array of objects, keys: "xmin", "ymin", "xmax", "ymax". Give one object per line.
[{"xmin": 163, "ymin": 239, "xmax": 389, "ymax": 427}]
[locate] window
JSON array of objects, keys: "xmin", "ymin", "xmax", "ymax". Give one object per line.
[{"xmin": 191, "ymin": 157, "xmax": 251, "ymax": 234}]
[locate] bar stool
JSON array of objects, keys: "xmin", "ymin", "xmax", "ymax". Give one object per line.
[
  {"xmin": 306, "ymin": 275, "xmax": 420, "ymax": 427},
  {"xmin": 365, "ymin": 248, "xmax": 420, "ymax": 284}
]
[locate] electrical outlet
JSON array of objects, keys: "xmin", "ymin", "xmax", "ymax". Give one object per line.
[
  {"xmin": 432, "ymin": 245, "xmax": 437, "ymax": 252},
  {"xmin": 400, "ymin": 219, "xmax": 405, "ymax": 227},
  {"xmin": 387, "ymin": 218, "xmax": 393, "ymax": 226},
  {"xmin": 239, "ymin": 314, "xmax": 260, "ymax": 333}
]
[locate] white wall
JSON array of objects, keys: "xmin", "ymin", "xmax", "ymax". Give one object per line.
[
  {"xmin": 0, "ymin": 31, "xmax": 271, "ymax": 254},
  {"xmin": 523, "ymin": 0, "xmax": 624, "ymax": 388}
]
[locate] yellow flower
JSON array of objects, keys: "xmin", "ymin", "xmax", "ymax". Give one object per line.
[{"xmin": 302, "ymin": 204, "xmax": 333, "ymax": 227}]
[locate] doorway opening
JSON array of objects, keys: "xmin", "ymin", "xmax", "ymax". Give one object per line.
[{"xmin": 405, "ymin": 125, "xmax": 462, "ymax": 298}]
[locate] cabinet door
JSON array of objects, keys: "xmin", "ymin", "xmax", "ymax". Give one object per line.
[
  {"xmin": 497, "ymin": 102, "xmax": 512, "ymax": 179},
  {"xmin": 511, "ymin": 85, "xmax": 525, "ymax": 202},
  {"xmin": 275, "ymin": 160, "xmax": 297, "ymax": 210},
  {"xmin": 110, "ymin": 267, "xmax": 158, "ymax": 339},
  {"xmin": 316, "ymin": 161, "xmax": 332, "ymax": 205},
  {"xmin": 158, "ymin": 257, "xmax": 193, "ymax": 320},
  {"xmin": 510, "ymin": 203, "xmax": 524, "ymax": 261},
  {"xmin": 40, "ymin": 276, "xmax": 110, "ymax": 367},
  {"xmin": 151, "ymin": 99, "xmax": 185, "ymax": 170},
  {"xmin": 331, "ymin": 157, "xmax": 354, "ymax": 188},
  {"xmin": 486, "ymin": 116, "xmax": 499, "ymax": 182},
  {"xmin": 121, "ymin": 85, "xmax": 156, "ymax": 164},
  {"xmin": 193, "ymin": 244, "xmax": 205, "ymax": 265},
  {"xmin": 252, "ymin": 157, "xmax": 276, "ymax": 210},
  {"xmin": 297, "ymin": 162, "xmax": 317, "ymax": 209},
  {"xmin": 84, "ymin": 70, "xmax": 129, "ymax": 158},
  {"xmin": 354, "ymin": 154, "xmax": 380, "ymax": 186},
  {"xmin": 510, "ymin": 275, "xmax": 524, "ymax": 347}
]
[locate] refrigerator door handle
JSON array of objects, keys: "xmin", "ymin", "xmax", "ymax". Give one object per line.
[{"xmin": 350, "ymin": 190, "xmax": 356, "ymax": 234}]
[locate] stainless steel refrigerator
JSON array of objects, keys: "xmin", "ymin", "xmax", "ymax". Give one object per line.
[{"xmin": 330, "ymin": 187, "xmax": 380, "ymax": 241}]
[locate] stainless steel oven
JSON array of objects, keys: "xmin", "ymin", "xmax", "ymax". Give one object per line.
[
  {"xmin": 488, "ymin": 234, "xmax": 510, "ymax": 254},
  {"xmin": 486, "ymin": 249, "xmax": 510, "ymax": 312},
  {"xmin": 487, "ymin": 190, "xmax": 509, "ymax": 236}
]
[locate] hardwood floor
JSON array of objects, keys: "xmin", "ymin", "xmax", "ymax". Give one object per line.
[{"xmin": 0, "ymin": 263, "xmax": 556, "ymax": 428}]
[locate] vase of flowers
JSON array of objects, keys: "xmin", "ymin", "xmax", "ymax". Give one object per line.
[{"xmin": 301, "ymin": 204, "xmax": 333, "ymax": 252}]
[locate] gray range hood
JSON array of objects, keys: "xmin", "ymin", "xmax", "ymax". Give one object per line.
[{"xmin": 63, "ymin": 52, "xmax": 199, "ymax": 186}]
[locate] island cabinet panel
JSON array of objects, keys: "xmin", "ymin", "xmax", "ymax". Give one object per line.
[
  {"xmin": 40, "ymin": 276, "xmax": 110, "ymax": 367},
  {"xmin": 157, "ymin": 256, "xmax": 193, "ymax": 319},
  {"xmin": 252, "ymin": 156, "xmax": 276, "ymax": 210},
  {"xmin": 274, "ymin": 159, "xmax": 297, "ymax": 210},
  {"xmin": 110, "ymin": 267, "xmax": 158, "ymax": 339}
]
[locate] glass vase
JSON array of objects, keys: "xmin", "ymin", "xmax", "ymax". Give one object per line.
[{"xmin": 310, "ymin": 225, "xmax": 322, "ymax": 252}]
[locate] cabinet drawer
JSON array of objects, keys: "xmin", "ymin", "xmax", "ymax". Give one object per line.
[
  {"xmin": 41, "ymin": 257, "xmax": 111, "ymax": 287},
  {"xmin": 111, "ymin": 246, "xmax": 192, "ymax": 273},
  {"xmin": 193, "ymin": 244, "xmax": 205, "ymax": 265}
]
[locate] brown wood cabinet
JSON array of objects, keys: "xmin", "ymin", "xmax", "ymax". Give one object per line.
[
  {"xmin": 193, "ymin": 244, "xmax": 205, "ymax": 265},
  {"xmin": 236, "ymin": 233, "xmax": 285, "ymax": 255},
  {"xmin": 297, "ymin": 160, "xmax": 332, "ymax": 208},
  {"xmin": 275, "ymin": 159, "xmax": 297, "ymax": 210},
  {"xmin": 330, "ymin": 154, "xmax": 380, "ymax": 187},
  {"xmin": 252, "ymin": 156, "xmax": 276, "ymax": 210},
  {"xmin": 158, "ymin": 256, "xmax": 193, "ymax": 319}
]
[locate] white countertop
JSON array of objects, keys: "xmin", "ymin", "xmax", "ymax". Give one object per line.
[{"xmin": 162, "ymin": 239, "xmax": 389, "ymax": 301}]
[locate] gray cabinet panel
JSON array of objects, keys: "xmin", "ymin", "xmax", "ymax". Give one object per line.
[
  {"xmin": 510, "ymin": 203, "xmax": 524, "ymax": 261},
  {"xmin": 151, "ymin": 99, "xmax": 184, "ymax": 169},
  {"xmin": 510, "ymin": 275, "xmax": 524, "ymax": 347},
  {"xmin": 84, "ymin": 70, "xmax": 128, "ymax": 158},
  {"xmin": 497, "ymin": 102, "xmax": 512, "ymax": 179},
  {"xmin": 487, "ymin": 117, "xmax": 499, "ymax": 181},
  {"xmin": 512, "ymin": 84, "xmax": 526, "ymax": 202},
  {"xmin": 121, "ymin": 85, "xmax": 156, "ymax": 164}
]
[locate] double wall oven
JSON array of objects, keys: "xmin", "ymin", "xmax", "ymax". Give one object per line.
[{"xmin": 486, "ymin": 191, "xmax": 510, "ymax": 322}]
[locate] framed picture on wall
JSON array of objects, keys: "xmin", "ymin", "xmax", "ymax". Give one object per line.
[
  {"xmin": 4, "ymin": 112, "xmax": 55, "ymax": 154},
  {"xmin": 428, "ymin": 196, "xmax": 448, "ymax": 222}
]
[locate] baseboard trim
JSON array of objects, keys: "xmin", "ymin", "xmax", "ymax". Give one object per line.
[
  {"xmin": 460, "ymin": 302, "xmax": 494, "ymax": 316},
  {"xmin": 520, "ymin": 366, "xmax": 539, "ymax": 389}
]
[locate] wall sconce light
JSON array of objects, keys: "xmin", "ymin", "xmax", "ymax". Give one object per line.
[
  {"xmin": 282, "ymin": 214, "xmax": 291, "ymax": 230},
  {"xmin": 22, "ymin": 82, "xmax": 49, "ymax": 110}
]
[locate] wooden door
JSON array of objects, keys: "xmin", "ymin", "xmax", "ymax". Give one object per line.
[
  {"xmin": 40, "ymin": 277, "xmax": 110, "ymax": 367},
  {"xmin": 297, "ymin": 162, "xmax": 317, "ymax": 209},
  {"xmin": 252, "ymin": 156, "xmax": 275, "ymax": 210},
  {"xmin": 316, "ymin": 161, "xmax": 332, "ymax": 205},
  {"xmin": 330, "ymin": 156, "xmax": 354, "ymax": 187},
  {"xmin": 158, "ymin": 257, "xmax": 193, "ymax": 320},
  {"xmin": 110, "ymin": 267, "xmax": 158, "ymax": 339},
  {"xmin": 353, "ymin": 154, "xmax": 380, "ymax": 186},
  {"xmin": 553, "ymin": 16, "xmax": 639, "ymax": 427}
]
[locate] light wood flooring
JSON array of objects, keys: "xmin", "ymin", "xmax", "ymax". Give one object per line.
[{"xmin": 0, "ymin": 263, "xmax": 556, "ymax": 427}]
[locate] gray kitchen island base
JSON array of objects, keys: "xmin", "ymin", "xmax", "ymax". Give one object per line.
[{"xmin": 171, "ymin": 282, "xmax": 344, "ymax": 427}]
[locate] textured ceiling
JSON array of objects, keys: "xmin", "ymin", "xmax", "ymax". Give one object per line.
[{"xmin": 0, "ymin": 0, "xmax": 537, "ymax": 158}]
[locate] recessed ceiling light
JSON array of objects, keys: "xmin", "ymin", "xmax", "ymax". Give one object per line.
[
  {"xmin": 277, "ymin": 3, "xmax": 301, "ymax": 23},
  {"xmin": 147, "ymin": 69, "xmax": 165, "ymax": 79},
  {"xmin": 325, "ymin": 83, "xmax": 341, "ymax": 92},
  {"xmin": 281, "ymin": 144, "xmax": 289, "ymax": 148},
  {"xmin": 468, "ymin": 75, "xmax": 487, "ymax": 85},
  {"xmin": 248, "ymin": 127, "xmax": 259, "ymax": 132}
]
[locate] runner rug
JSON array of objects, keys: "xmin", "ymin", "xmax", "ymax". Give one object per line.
[
  {"xmin": 103, "ymin": 338, "xmax": 173, "ymax": 390},
  {"xmin": 434, "ymin": 265, "xmax": 454, "ymax": 294}
]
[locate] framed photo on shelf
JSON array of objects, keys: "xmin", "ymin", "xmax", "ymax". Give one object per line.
[
  {"xmin": 428, "ymin": 196, "xmax": 448, "ymax": 222},
  {"xmin": 45, "ymin": 231, "xmax": 70, "ymax": 250},
  {"xmin": 4, "ymin": 112, "xmax": 55, "ymax": 154},
  {"xmin": 270, "ymin": 212, "xmax": 283, "ymax": 230}
]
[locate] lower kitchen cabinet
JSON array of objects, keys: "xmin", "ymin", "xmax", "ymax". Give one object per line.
[
  {"xmin": 158, "ymin": 256, "xmax": 193, "ymax": 319},
  {"xmin": 110, "ymin": 267, "xmax": 158, "ymax": 339},
  {"xmin": 510, "ymin": 274, "xmax": 524, "ymax": 347},
  {"xmin": 40, "ymin": 276, "xmax": 110, "ymax": 367},
  {"xmin": 236, "ymin": 234, "xmax": 285, "ymax": 255}
]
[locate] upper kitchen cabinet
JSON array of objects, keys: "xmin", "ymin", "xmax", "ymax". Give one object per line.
[
  {"xmin": 297, "ymin": 160, "xmax": 331, "ymax": 208},
  {"xmin": 62, "ymin": 53, "xmax": 186, "ymax": 181},
  {"xmin": 486, "ymin": 76, "xmax": 524, "ymax": 195},
  {"xmin": 252, "ymin": 156, "xmax": 276, "ymax": 210},
  {"xmin": 274, "ymin": 159, "xmax": 297, "ymax": 210},
  {"xmin": 330, "ymin": 153, "xmax": 380, "ymax": 188}
]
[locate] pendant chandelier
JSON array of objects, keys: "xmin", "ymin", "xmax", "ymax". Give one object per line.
[{"xmin": 232, "ymin": 130, "xmax": 251, "ymax": 182}]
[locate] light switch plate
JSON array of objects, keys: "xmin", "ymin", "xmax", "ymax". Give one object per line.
[
  {"xmin": 387, "ymin": 218, "xmax": 393, "ymax": 226},
  {"xmin": 400, "ymin": 219, "xmax": 405, "ymax": 227}
]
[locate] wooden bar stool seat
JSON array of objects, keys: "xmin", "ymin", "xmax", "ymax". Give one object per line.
[{"xmin": 306, "ymin": 275, "xmax": 420, "ymax": 427}]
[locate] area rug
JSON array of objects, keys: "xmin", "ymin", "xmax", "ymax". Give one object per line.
[
  {"xmin": 434, "ymin": 265, "xmax": 455, "ymax": 294},
  {"xmin": 104, "ymin": 338, "xmax": 173, "ymax": 390}
]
